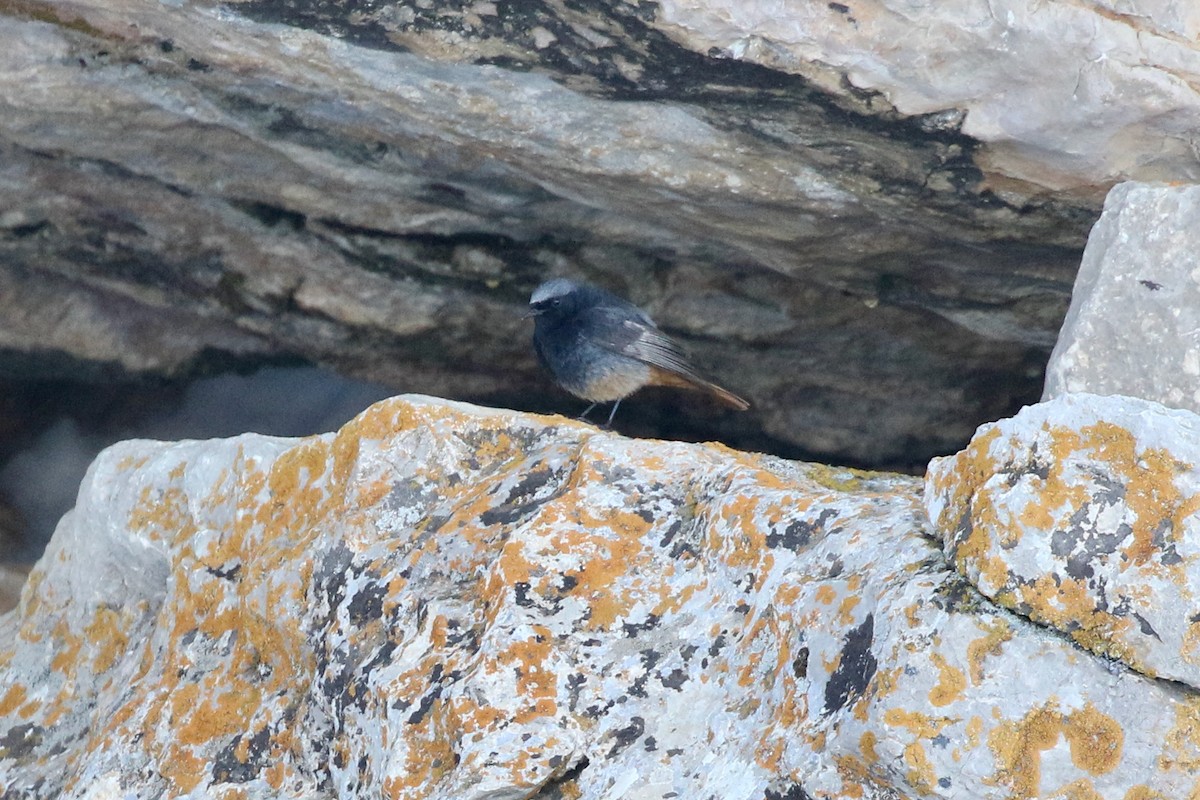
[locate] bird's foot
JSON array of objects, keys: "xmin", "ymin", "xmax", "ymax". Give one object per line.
[
  {"xmin": 601, "ymin": 400, "xmax": 621, "ymax": 430},
  {"xmin": 576, "ymin": 401, "xmax": 621, "ymax": 429}
]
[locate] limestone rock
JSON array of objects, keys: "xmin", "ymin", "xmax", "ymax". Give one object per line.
[
  {"xmin": 1044, "ymin": 182, "xmax": 1200, "ymax": 410},
  {"xmin": 927, "ymin": 392, "xmax": 1200, "ymax": 687},
  {"xmin": 655, "ymin": 0, "xmax": 1200, "ymax": 191},
  {"xmin": 2, "ymin": 396, "xmax": 1197, "ymax": 798}
]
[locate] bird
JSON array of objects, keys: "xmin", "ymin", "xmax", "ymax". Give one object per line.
[{"xmin": 525, "ymin": 278, "xmax": 750, "ymax": 427}]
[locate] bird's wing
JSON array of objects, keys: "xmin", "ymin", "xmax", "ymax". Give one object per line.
[
  {"xmin": 582, "ymin": 306, "xmax": 704, "ymax": 381},
  {"xmin": 581, "ymin": 305, "xmax": 751, "ymax": 410}
]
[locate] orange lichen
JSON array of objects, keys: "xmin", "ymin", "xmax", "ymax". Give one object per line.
[
  {"xmin": 263, "ymin": 438, "xmax": 334, "ymax": 532},
  {"xmin": 831, "ymin": 753, "xmax": 871, "ymax": 796},
  {"xmin": 931, "ymin": 426, "xmax": 1001, "ymax": 524},
  {"xmin": 48, "ymin": 617, "xmax": 83, "ymax": 674},
  {"xmin": 264, "ymin": 757, "xmax": 287, "ymax": 790},
  {"xmin": 557, "ymin": 778, "xmax": 585, "ymax": 800},
  {"xmin": 542, "ymin": 502, "xmax": 654, "ymax": 630},
  {"xmin": 358, "ymin": 475, "xmax": 395, "ymax": 509},
  {"xmin": 903, "ymin": 740, "xmax": 937, "ymax": 793},
  {"xmin": 755, "ymin": 737, "xmax": 786, "ymax": 772},
  {"xmin": 128, "ymin": 478, "xmax": 198, "ymax": 546},
  {"xmin": 16, "ymin": 697, "xmax": 41, "ymax": 720},
  {"xmin": 837, "ymin": 594, "xmax": 861, "ymax": 626},
  {"xmin": 1181, "ymin": 621, "xmax": 1200, "ymax": 666},
  {"xmin": 942, "ymin": 454, "xmax": 1004, "ymax": 571},
  {"xmin": 1161, "ymin": 697, "xmax": 1200, "ymax": 774},
  {"xmin": 84, "ymin": 605, "xmax": 130, "ymax": 674},
  {"xmin": 989, "ymin": 703, "xmax": 1062, "ymax": 797},
  {"xmin": 860, "ymin": 730, "xmax": 879, "ymax": 765},
  {"xmin": 928, "ymin": 652, "xmax": 966, "ymax": 707},
  {"xmin": 868, "ymin": 666, "xmax": 902, "ymax": 705},
  {"xmin": 715, "ymin": 493, "xmax": 772, "ymax": 571},
  {"xmin": 1017, "ymin": 427, "xmax": 1086, "ymax": 534},
  {"xmin": 379, "ymin": 696, "xmax": 456, "ymax": 796},
  {"xmin": 1123, "ymin": 788, "xmax": 1169, "ymax": 800},
  {"xmin": 0, "ymin": 684, "xmax": 27, "ymax": 716},
  {"xmin": 989, "ymin": 701, "xmax": 1123, "ymax": 798},
  {"xmin": 650, "ymin": 578, "xmax": 704, "ymax": 618},
  {"xmin": 883, "ymin": 708, "xmax": 953, "ymax": 740},
  {"xmin": 1051, "ymin": 779, "xmax": 1104, "ymax": 799},
  {"xmin": 903, "ymin": 601, "xmax": 922, "ymax": 628},
  {"xmin": 1077, "ymin": 422, "xmax": 1188, "ymax": 569},
  {"xmin": 1064, "ymin": 703, "xmax": 1123, "ymax": 774},
  {"xmin": 967, "ymin": 618, "xmax": 1014, "ymax": 684},
  {"xmin": 504, "ymin": 626, "xmax": 558, "ymax": 715},
  {"xmin": 965, "ymin": 715, "xmax": 984, "ymax": 751},
  {"xmin": 159, "ymin": 748, "xmax": 206, "ymax": 793},
  {"xmin": 116, "ymin": 454, "xmax": 150, "ymax": 471},
  {"xmin": 177, "ymin": 682, "xmax": 262, "ymax": 747}
]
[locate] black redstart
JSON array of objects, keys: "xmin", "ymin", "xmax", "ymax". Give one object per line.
[{"xmin": 526, "ymin": 278, "xmax": 750, "ymax": 426}]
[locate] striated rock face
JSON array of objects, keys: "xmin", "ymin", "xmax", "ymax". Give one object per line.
[
  {"xmin": 1044, "ymin": 182, "xmax": 1200, "ymax": 411},
  {"xmin": 3, "ymin": 395, "xmax": 1199, "ymax": 798},
  {"xmin": 0, "ymin": 0, "xmax": 1111, "ymax": 467},
  {"xmin": 656, "ymin": 1, "xmax": 1200, "ymax": 192}
]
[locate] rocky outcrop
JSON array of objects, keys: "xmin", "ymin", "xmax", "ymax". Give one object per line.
[
  {"xmin": 2, "ymin": 395, "xmax": 1198, "ymax": 798},
  {"xmin": 0, "ymin": 0, "xmax": 1123, "ymax": 468},
  {"xmin": 1044, "ymin": 182, "xmax": 1200, "ymax": 411}
]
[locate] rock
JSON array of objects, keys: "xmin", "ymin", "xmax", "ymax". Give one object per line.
[
  {"xmin": 0, "ymin": 367, "xmax": 395, "ymax": 563},
  {"xmin": 654, "ymin": 0, "xmax": 1200, "ymax": 192},
  {"xmin": 0, "ymin": 0, "xmax": 1106, "ymax": 467},
  {"xmin": 1, "ymin": 395, "xmax": 1197, "ymax": 798},
  {"xmin": 1043, "ymin": 182, "xmax": 1200, "ymax": 410},
  {"xmin": 927, "ymin": 392, "xmax": 1200, "ymax": 687}
]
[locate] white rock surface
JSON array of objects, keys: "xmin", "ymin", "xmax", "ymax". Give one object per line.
[
  {"xmin": 654, "ymin": 1, "xmax": 1200, "ymax": 191},
  {"xmin": 2, "ymin": 396, "xmax": 1199, "ymax": 798},
  {"xmin": 1043, "ymin": 182, "xmax": 1200, "ymax": 408}
]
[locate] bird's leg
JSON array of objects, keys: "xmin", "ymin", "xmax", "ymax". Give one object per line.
[
  {"xmin": 603, "ymin": 400, "xmax": 621, "ymax": 429},
  {"xmin": 577, "ymin": 402, "xmax": 598, "ymax": 421}
]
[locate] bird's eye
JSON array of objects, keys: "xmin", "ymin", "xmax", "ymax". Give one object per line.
[{"xmin": 551, "ymin": 298, "xmax": 561, "ymax": 307}]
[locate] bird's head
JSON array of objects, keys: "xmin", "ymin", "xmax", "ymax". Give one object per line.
[{"xmin": 525, "ymin": 278, "xmax": 581, "ymax": 320}]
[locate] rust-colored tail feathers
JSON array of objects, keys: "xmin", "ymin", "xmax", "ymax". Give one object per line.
[
  {"xmin": 648, "ymin": 366, "xmax": 750, "ymax": 410},
  {"xmin": 697, "ymin": 379, "xmax": 750, "ymax": 411}
]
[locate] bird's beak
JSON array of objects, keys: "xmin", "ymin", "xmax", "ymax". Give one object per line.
[{"xmin": 522, "ymin": 308, "xmax": 541, "ymax": 319}]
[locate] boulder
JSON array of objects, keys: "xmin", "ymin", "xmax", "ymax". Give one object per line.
[
  {"xmin": 1, "ymin": 396, "xmax": 1195, "ymax": 798},
  {"xmin": 1044, "ymin": 182, "xmax": 1200, "ymax": 411},
  {"xmin": 928, "ymin": 392, "xmax": 1200, "ymax": 688}
]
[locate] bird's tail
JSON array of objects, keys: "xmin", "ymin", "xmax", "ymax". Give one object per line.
[
  {"xmin": 696, "ymin": 379, "xmax": 751, "ymax": 411},
  {"xmin": 648, "ymin": 366, "xmax": 750, "ymax": 410}
]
